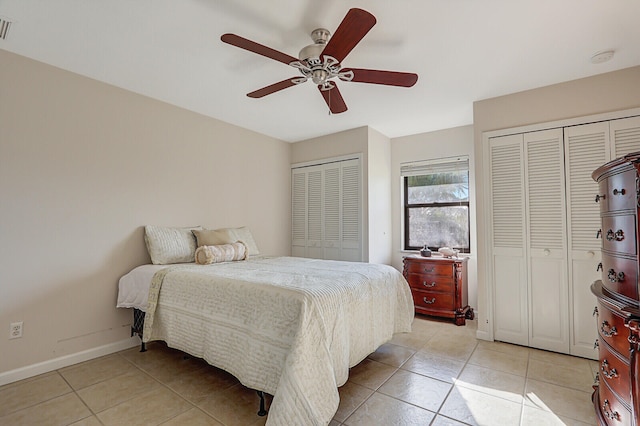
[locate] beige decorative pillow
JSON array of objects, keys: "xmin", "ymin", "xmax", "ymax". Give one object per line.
[
  {"xmin": 215, "ymin": 226, "xmax": 260, "ymax": 256},
  {"xmin": 195, "ymin": 242, "xmax": 248, "ymax": 264},
  {"xmin": 144, "ymin": 225, "xmax": 202, "ymax": 265},
  {"xmin": 195, "ymin": 226, "xmax": 260, "ymax": 256},
  {"xmin": 192, "ymin": 229, "xmax": 234, "ymax": 247}
]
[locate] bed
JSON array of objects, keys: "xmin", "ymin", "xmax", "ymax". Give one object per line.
[{"xmin": 116, "ymin": 226, "xmax": 414, "ymax": 426}]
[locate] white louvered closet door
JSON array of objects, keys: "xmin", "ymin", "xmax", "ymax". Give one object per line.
[
  {"xmin": 291, "ymin": 158, "xmax": 362, "ymax": 261},
  {"xmin": 611, "ymin": 115, "xmax": 640, "ymax": 157},
  {"xmin": 340, "ymin": 159, "xmax": 362, "ymax": 262},
  {"xmin": 291, "ymin": 168, "xmax": 307, "ymax": 258},
  {"xmin": 524, "ymin": 129, "xmax": 569, "ymax": 353},
  {"xmin": 306, "ymin": 165, "xmax": 324, "ymax": 259},
  {"xmin": 564, "ymin": 122, "xmax": 608, "ymax": 359},
  {"xmin": 489, "ymin": 134, "xmax": 529, "ymax": 346},
  {"xmin": 323, "ymin": 163, "xmax": 341, "ymax": 260}
]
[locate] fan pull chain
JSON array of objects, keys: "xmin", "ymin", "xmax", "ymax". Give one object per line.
[{"xmin": 328, "ymin": 87, "xmax": 331, "ymax": 116}]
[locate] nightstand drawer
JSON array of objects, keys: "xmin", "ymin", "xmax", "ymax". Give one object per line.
[
  {"xmin": 596, "ymin": 301, "xmax": 629, "ymax": 357},
  {"xmin": 598, "ymin": 339, "xmax": 631, "ymax": 403},
  {"xmin": 412, "ymin": 290, "xmax": 455, "ymax": 311},
  {"xmin": 406, "ymin": 273, "xmax": 454, "ymax": 293},
  {"xmin": 404, "ymin": 261, "xmax": 453, "ymax": 277}
]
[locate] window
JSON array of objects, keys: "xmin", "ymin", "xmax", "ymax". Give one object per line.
[{"xmin": 402, "ymin": 156, "xmax": 470, "ymax": 253}]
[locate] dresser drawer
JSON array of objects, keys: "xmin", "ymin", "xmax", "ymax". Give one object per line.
[
  {"xmin": 601, "ymin": 214, "xmax": 637, "ymax": 255},
  {"xmin": 601, "ymin": 254, "xmax": 639, "ymax": 300},
  {"xmin": 598, "ymin": 380, "xmax": 633, "ymax": 426},
  {"xmin": 604, "ymin": 168, "xmax": 637, "ymax": 212},
  {"xmin": 412, "ymin": 289, "xmax": 455, "ymax": 311},
  {"xmin": 598, "ymin": 339, "xmax": 631, "ymax": 403},
  {"xmin": 406, "ymin": 272, "xmax": 454, "ymax": 293},
  {"xmin": 405, "ymin": 261, "xmax": 454, "ymax": 277},
  {"xmin": 596, "ymin": 301, "xmax": 629, "ymax": 356}
]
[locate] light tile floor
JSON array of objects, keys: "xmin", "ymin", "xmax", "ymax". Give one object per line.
[{"xmin": 0, "ymin": 316, "xmax": 599, "ymax": 425}]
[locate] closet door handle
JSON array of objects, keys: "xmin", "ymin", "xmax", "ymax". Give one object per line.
[
  {"xmin": 595, "ymin": 194, "xmax": 606, "ymax": 203},
  {"xmin": 596, "ymin": 229, "xmax": 602, "ymax": 239},
  {"xmin": 597, "ymin": 262, "xmax": 603, "ymax": 272}
]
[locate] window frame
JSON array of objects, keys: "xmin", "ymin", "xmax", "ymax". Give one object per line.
[{"xmin": 402, "ymin": 157, "xmax": 471, "ymax": 253}]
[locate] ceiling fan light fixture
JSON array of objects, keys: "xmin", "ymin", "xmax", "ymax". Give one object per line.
[{"xmin": 299, "ymin": 43, "xmax": 324, "ymax": 62}]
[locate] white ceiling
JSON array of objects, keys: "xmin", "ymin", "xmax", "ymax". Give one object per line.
[{"xmin": 1, "ymin": 1, "xmax": 639, "ymax": 142}]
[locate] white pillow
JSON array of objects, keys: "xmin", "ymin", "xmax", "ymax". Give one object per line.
[{"xmin": 144, "ymin": 225, "xmax": 202, "ymax": 265}]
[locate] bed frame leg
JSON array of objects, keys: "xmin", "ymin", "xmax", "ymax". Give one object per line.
[
  {"xmin": 256, "ymin": 391, "xmax": 267, "ymax": 416},
  {"xmin": 140, "ymin": 341, "xmax": 146, "ymax": 352}
]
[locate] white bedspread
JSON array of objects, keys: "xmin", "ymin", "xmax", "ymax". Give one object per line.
[{"xmin": 139, "ymin": 256, "xmax": 414, "ymax": 426}]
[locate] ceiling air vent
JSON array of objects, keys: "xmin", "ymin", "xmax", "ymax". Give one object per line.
[{"xmin": 0, "ymin": 17, "xmax": 12, "ymax": 40}]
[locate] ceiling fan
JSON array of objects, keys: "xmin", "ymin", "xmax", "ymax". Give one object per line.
[{"xmin": 221, "ymin": 8, "xmax": 418, "ymax": 114}]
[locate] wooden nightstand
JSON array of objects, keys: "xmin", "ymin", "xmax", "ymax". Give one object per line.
[{"xmin": 402, "ymin": 255, "xmax": 474, "ymax": 326}]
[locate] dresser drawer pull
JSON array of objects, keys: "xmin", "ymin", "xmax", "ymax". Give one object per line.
[
  {"xmin": 423, "ymin": 297, "xmax": 436, "ymax": 304},
  {"xmin": 613, "ymin": 188, "xmax": 626, "ymax": 195},
  {"xmin": 601, "ymin": 321, "xmax": 618, "ymax": 337},
  {"xmin": 422, "ymin": 281, "xmax": 436, "ymax": 288},
  {"xmin": 607, "ymin": 269, "xmax": 625, "ymax": 283},
  {"xmin": 423, "ymin": 267, "xmax": 435, "ymax": 273},
  {"xmin": 595, "ymin": 194, "xmax": 606, "ymax": 203},
  {"xmin": 601, "ymin": 360, "xmax": 619, "ymax": 379},
  {"xmin": 606, "ymin": 229, "xmax": 625, "ymax": 241},
  {"xmin": 602, "ymin": 400, "xmax": 620, "ymax": 421}
]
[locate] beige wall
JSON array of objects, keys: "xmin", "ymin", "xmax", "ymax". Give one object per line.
[
  {"xmin": 390, "ymin": 125, "xmax": 476, "ymax": 307},
  {"xmin": 366, "ymin": 127, "xmax": 392, "ymax": 264},
  {"xmin": 473, "ymin": 66, "xmax": 640, "ymax": 339},
  {"xmin": 0, "ymin": 50, "xmax": 291, "ymax": 379}
]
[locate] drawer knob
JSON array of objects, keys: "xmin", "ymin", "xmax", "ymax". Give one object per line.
[
  {"xmin": 601, "ymin": 360, "xmax": 618, "ymax": 379},
  {"xmin": 607, "ymin": 269, "xmax": 625, "ymax": 283},
  {"xmin": 602, "ymin": 399, "xmax": 620, "ymax": 421},
  {"xmin": 423, "ymin": 297, "xmax": 436, "ymax": 304},
  {"xmin": 606, "ymin": 229, "xmax": 625, "ymax": 241},
  {"xmin": 600, "ymin": 321, "xmax": 618, "ymax": 338},
  {"xmin": 595, "ymin": 194, "xmax": 606, "ymax": 203},
  {"xmin": 422, "ymin": 281, "xmax": 436, "ymax": 288},
  {"xmin": 612, "ymin": 188, "xmax": 626, "ymax": 195}
]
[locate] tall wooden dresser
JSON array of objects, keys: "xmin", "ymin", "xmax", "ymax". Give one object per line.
[
  {"xmin": 402, "ymin": 255, "xmax": 473, "ymax": 326},
  {"xmin": 592, "ymin": 152, "xmax": 640, "ymax": 426}
]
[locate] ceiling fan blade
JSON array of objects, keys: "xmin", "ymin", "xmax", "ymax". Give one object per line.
[
  {"xmin": 318, "ymin": 84, "xmax": 348, "ymax": 114},
  {"xmin": 342, "ymin": 68, "xmax": 418, "ymax": 87},
  {"xmin": 321, "ymin": 8, "xmax": 376, "ymax": 63},
  {"xmin": 221, "ymin": 33, "xmax": 299, "ymax": 65},
  {"xmin": 247, "ymin": 78, "xmax": 301, "ymax": 98}
]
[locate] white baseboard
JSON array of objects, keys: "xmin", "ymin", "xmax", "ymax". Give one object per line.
[
  {"xmin": 475, "ymin": 329, "xmax": 493, "ymax": 342},
  {"xmin": 0, "ymin": 337, "xmax": 140, "ymax": 387}
]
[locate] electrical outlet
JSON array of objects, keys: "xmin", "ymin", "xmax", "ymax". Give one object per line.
[{"xmin": 9, "ymin": 321, "xmax": 23, "ymax": 339}]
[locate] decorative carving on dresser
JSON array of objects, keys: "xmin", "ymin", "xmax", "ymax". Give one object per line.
[
  {"xmin": 591, "ymin": 152, "xmax": 640, "ymax": 426},
  {"xmin": 402, "ymin": 255, "xmax": 474, "ymax": 326}
]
